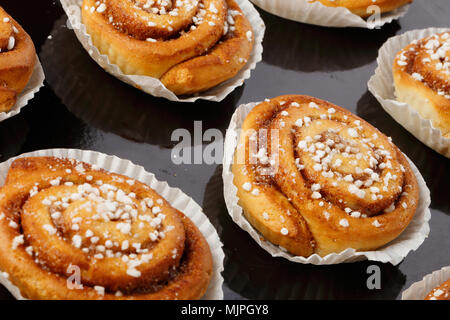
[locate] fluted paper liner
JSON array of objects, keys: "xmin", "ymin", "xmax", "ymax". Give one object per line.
[
  {"xmin": 222, "ymin": 101, "xmax": 431, "ymax": 265},
  {"xmin": 0, "ymin": 149, "xmax": 224, "ymax": 300},
  {"xmin": 60, "ymin": 0, "xmax": 265, "ymax": 103},
  {"xmin": 0, "ymin": 55, "xmax": 45, "ymax": 122},
  {"xmin": 402, "ymin": 266, "xmax": 450, "ymax": 300},
  {"xmin": 250, "ymin": 0, "xmax": 409, "ymax": 29},
  {"xmin": 368, "ymin": 28, "xmax": 450, "ymax": 158}
]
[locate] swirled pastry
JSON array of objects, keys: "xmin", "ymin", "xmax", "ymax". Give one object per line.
[
  {"xmin": 232, "ymin": 95, "xmax": 419, "ymax": 257},
  {"xmin": 81, "ymin": 0, "xmax": 254, "ymax": 95},
  {"xmin": 0, "ymin": 7, "xmax": 36, "ymax": 112},
  {"xmin": 393, "ymin": 32, "xmax": 450, "ymax": 138},
  {"xmin": 425, "ymin": 279, "xmax": 450, "ymax": 300},
  {"xmin": 0, "ymin": 157, "xmax": 213, "ymax": 300},
  {"xmin": 312, "ymin": 0, "xmax": 412, "ymax": 17}
]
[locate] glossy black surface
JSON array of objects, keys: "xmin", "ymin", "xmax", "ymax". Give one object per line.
[{"xmin": 0, "ymin": 0, "xmax": 449, "ymax": 300}]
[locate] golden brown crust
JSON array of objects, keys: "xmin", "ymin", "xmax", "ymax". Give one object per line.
[
  {"xmin": 314, "ymin": 0, "xmax": 412, "ymax": 17},
  {"xmin": 160, "ymin": 0, "xmax": 254, "ymax": 95},
  {"xmin": 0, "ymin": 157, "xmax": 213, "ymax": 300},
  {"xmin": 232, "ymin": 95, "xmax": 419, "ymax": 257},
  {"xmin": 425, "ymin": 279, "xmax": 450, "ymax": 300},
  {"xmin": 393, "ymin": 32, "xmax": 450, "ymax": 136},
  {"xmin": 0, "ymin": 7, "xmax": 36, "ymax": 112},
  {"xmin": 81, "ymin": 0, "xmax": 254, "ymax": 95}
]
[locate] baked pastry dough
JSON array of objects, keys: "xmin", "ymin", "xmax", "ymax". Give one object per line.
[
  {"xmin": 425, "ymin": 279, "xmax": 450, "ymax": 300},
  {"xmin": 81, "ymin": 0, "xmax": 254, "ymax": 95},
  {"xmin": 232, "ymin": 95, "xmax": 419, "ymax": 257},
  {"xmin": 313, "ymin": 0, "xmax": 412, "ymax": 17},
  {"xmin": 0, "ymin": 7, "xmax": 36, "ymax": 112},
  {"xmin": 0, "ymin": 157, "xmax": 213, "ymax": 300},
  {"xmin": 393, "ymin": 32, "xmax": 450, "ymax": 138}
]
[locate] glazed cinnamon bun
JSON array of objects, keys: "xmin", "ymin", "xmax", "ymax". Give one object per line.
[
  {"xmin": 393, "ymin": 32, "xmax": 450, "ymax": 138},
  {"xmin": 425, "ymin": 279, "xmax": 450, "ymax": 300},
  {"xmin": 232, "ymin": 95, "xmax": 419, "ymax": 257},
  {"xmin": 312, "ymin": 0, "xmax": 412, "ymax": 17},
  {"xmin": 0, "ymin": 157, "xmax": 213, "ymax": 300},
  {"xmin": 0, "ymin": 7, "xmax": 36, "ymax": 112},
  {"xmin": 81, "ymin": 0, "xmax": 254, "ymax": 95}
]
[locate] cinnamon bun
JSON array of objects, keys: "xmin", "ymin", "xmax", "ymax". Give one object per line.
[
  {"xmin": 313, "ymin": 0, "xmax": 412, "ymax": 17},
  {"xmin": 393, "ymin": 32, "xmax": 450, "ymax": 138},
  {"xmin": 81, "ymin": 0, "xmax": 254, "ymax": 95},
  {"xmin": 425, "ymin": 279, "xmax": 450, "ymax": 300},
  {"xmin": 0, "ymin": 7, "xmax": 36, "ymax": 112},
  {"xmin": 0, "ymin": 157, "xmax": 213, "ymax": 300},
  {"xmin": 232, "ymin": 95, "xmax": 419, "ymax": 257}
]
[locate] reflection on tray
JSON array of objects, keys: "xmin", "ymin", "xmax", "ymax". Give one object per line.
[
  {"xmin": 261, "ymin": 10, "xmax": 400, "ymax": 72},
  {"xmin": 40, "ymin": 16, "xmax": 241, "ymax": 148},
  {"xmin": 0, "ymin": 115, "xmax": 28, "ymax": 162}
]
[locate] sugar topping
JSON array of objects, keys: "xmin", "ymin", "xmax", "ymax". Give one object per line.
[
  {"xmin": 240, "ymin": 98, "xmax": 413, "ymax": 235},
  {"xmin": 396, "ymin": 32, "xmax": 450, "ymax": 99},
  {"xmin": 85, "ymin": 0, "xmax": 241, "ymax": 42},
  {"xmin": 3, "ymin": 158, "xmax": 185, "ymax": 295},
  {"xmin": 0, "ymin": 11, "xmax": 18, "ymax": 52}
]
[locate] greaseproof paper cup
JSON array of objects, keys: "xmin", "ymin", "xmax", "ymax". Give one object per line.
[
  {"xmin": 250, "ymin": 0, "xmax": 409, "ymax": 29},
  {"xmin": 402, "ymin": 266, "xmax": 450, "ymax": 300},
  {"xmin": 368, "ymin": 28, "xmax": 450, "ymax": 158},
  {"xmin": 0, "ymin": 55, "xmax": 45, "ymax": 122},
  {"xmin": 222, "ymin": 101, "xmax": 431, "ymax": 265},
  {"xmin": 0, "ymin": 149, "xmax": 224, "ymax": 300},
  {"xmin": 60, "ymin": 0, "xmax": 265, "ymax": 103}
]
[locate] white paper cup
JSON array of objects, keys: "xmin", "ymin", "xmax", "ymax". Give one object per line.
[
  {"xmin": 0, "ymin": 149, "xmax": 224, "ymax": 300},
  {"xmin": 222, "ymin": 101, "xmax": 431, "ymax": 265},
  {"xmin": 368, "ymin": 28, "xmax": 450, "ymax": 159},
  {"xmin": 402, "ymin": 266, "xmax": 450, "ymax": 300},
  {"xmin": 60, "ymin": 0, "xmax": 265, "ymax": 103},
  {"xmin": 0, "ymin": 55, "xmax": 45, "ymax": 123},
  {"xmin": 250, "ymin": 0, "xmax": 409, "ymax": 29}
]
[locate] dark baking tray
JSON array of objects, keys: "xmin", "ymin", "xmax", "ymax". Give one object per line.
[{"xmin": 0, "ymin": 0, "xmax": 448, "ymax": 300}]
